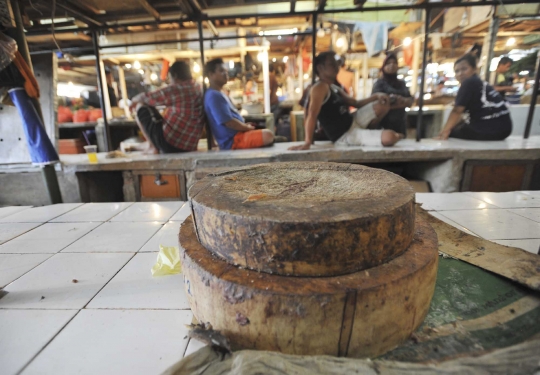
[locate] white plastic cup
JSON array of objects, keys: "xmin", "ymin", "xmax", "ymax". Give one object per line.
[{"xmin": 83, "ymin": 145, "xmax": 98, "ymax": 163}]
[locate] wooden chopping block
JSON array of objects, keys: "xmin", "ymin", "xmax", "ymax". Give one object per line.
[
  {"xmin": 179, "ymin": 216, "xmax": 439, "ymax": 358},
  {"xmin": 189, "ymin": 162, "xmax": 416, "ymax": 276}
]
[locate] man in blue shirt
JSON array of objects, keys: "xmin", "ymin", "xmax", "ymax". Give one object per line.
[{"xmin": 203, "ymin": 58, "xmax": 274, "ymax": 150}]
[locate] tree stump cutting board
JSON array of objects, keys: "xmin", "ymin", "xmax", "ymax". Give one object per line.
[
  {"xmin": 189, "ymin": 162, "xmax": 415, "ymax": 276},
  {"xmin": 179, "ymin": 215, "xmax": 438, "ymax": 358}
]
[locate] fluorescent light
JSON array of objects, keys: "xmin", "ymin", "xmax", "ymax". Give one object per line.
[
  {"xmin": 257, "ymin": 51, "xmax": 268, "ymax": 62},
  {"xmin": 424, "ymin": 93, "xmax": 432, "ymax": 100},
  {"xmin": 397, "ymin": 74, "xmax": 404, "ymax": 79},
  {"xmin": 193, "ymin": 62, "xmax": 200, "ymax": 73},
  {"xmin": 272, "ymin": 58, "xmax": 276, "ymax": 62},
  {"xmin": 40, "ymin": 17, "xmax": 73, "ymax": 24},
  {"xmin": 506, "ymin": 37, "xmax": 516, "ymax": 47},
  {"xmin": 520, "ymin": 70, "xmax": 529, "ymax": 76},
  {"xmin": 138, "ymin": 69, "xmax": 144, "ymax": 75},
  {"xmin": 283, "ymin": 56, "xmax": 289, "ymax": 63},
  {"xmin": 150, "ymin": 73, "xmax": 158, "ymax": 81},
  {"xmin": 204, "ymin": 77, "xmax": 209, "ymax": 84},
  {"xmin": 229, "ymin": 60, "xmax": 234, "ymax": 69},
  {"xmin": 303, "ymin": 74, "xmax": 309, "ymax": 80},
  {"xmin": 295, "ymin": 87, "xmax": 301, "ymax": 93},
  {"xmin": 403, "ymin": 37, "xmax": 412, "ymax": 47},
  {"xmin": 125, "ymin": 64, "xmax": 132, "ymax": 69},
  {"xmin": 260, "ymin": 28, "xmax": 298, "ymax": 36},
  {"xmin": 133, "ymin": 61, "xmax": 141, "ymax": 69}
]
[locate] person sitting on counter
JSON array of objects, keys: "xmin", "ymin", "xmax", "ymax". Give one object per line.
[
  {"xmin": 203, "ymin": 58, "xmax": 274, "ymax": 150},
  {"xmin": 371, "ymin": 53, "xmax": 414, "ymax": 136},
  {"xmin": 289, "ymin": 51, "xmax": 402, "ymax": 151},
  {"xmin": 494, "ymin": 57, "xmax": 517, "ymax": 97},
  {"xmin": 129, "ymin": 61, "xmax": 205, "ymax": 154},
  {"xmin": 436, "ymin": 54, "xmax": 513, "ymax": 141}
]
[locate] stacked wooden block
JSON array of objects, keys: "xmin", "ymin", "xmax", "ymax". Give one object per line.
[{"xmin": 180, "ymin": 162, "xmax": 438, "ymax": 358}]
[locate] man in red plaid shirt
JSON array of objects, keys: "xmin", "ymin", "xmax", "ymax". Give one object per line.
[{"xmin": 130, "ymin": 61, "xmax": 204, "ymax": 153}]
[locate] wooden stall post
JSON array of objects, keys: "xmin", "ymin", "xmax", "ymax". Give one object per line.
[
  {"xmin": 480, "ymin": 12, "xmax": 499, "ymax": 83},
  {"xmin": 362, "ymin": 53, "xmax": 369, "ymax": 99},
  {"xmin": 415, "ymin": 7, "xmax": 431, "ymax": 142},
  {"xmin": 524, "ymin": 50, "xmax": 540, "ymax": 139},
  {"xmin": 117, "ymin": 65, "xmax": 131, "ymax": 119},
  {"xmin": 92, "ymin": 31, "xmax": 112, "ymax": 152},
  {"xmin": 411, "ymin": 37, "xmax": 421, "ymax": 96}
]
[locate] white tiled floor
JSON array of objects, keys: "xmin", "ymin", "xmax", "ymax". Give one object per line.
[
  {"xmin": 87, "ymin": 252, "xmax": 189, "ymax": 310},
  {"xmin": 51, "ymin": 202, "xmax": 133, "ymax": 222},
  {"xmin": 427, "ymin": 212, "xmax": 478, "ymax": 237},
  {"xmin": 0, "ymin": 309, "xmax": 78, "ymax": 375},
  {"xmin": 437, "ymin": 209, "xmax": 540, "ymax": 240},
  {"xmin": 507, "ymin": 208, "xmax": 540, "ymax": 223},
  {"xmin": 22, "ymin": 310, "xmax": 192, "ymax": 375},
  {"xmin": 0, "ymin": 206, "xmax": 32, "ymax": 220},
  {"xmin": 0, "ymin": 195, "xmax": 538, "ymax": 375},
  {"xmin": 0, "ymin": 253, "xmax": 133, "ymax": 309},
  {"xmin": 0, "ymin": 222, "xmax": 102, "ymax": 254},
  {"xmin": 416, "ymin": 193, "xmax": 496, "ymax": 211},
  {"xmin": 61, "ymin": 222, "xmax": 162, "ymax": 253},
  {"xmin": 169, "ymin": 202, "xmax": 191, "ymax": 222},
  {"xmin": 0, "ymin": 223, "xmax": 42, "ymax": 245},
  {"xmin": 464, "ymin": 191, "xmax": 540, "ymax": 208},
  {"xmin": 0, "ymin": 204, "xmax": 83, "ymax": 223},
  {"xmin": 110, "ymin": 202, "xmax": 184, "ymax": 223},
  {"xmin": 139, "ymin": 221, "xmax": 182, "ymax": 253},
  {"xmin": 0, "ymin": 254, "xmax": 52, "ymax": 288}
]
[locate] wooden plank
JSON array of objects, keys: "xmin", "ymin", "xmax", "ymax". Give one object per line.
[{"xmin": 417, "ymin": 206, "xmax": 540, "ymax": 291}]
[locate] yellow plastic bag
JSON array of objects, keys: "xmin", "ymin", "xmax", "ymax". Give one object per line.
[{"xmin": 151, "ymin": 245, "xmax": 181, "ymax": 276}]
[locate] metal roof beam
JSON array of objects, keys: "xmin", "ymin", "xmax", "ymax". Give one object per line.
[
  {"xmin": 53, "ymin": 1, "xmax": 103, "ymax": 27},
  {"xmin": 136, "ymin": 0, "xmax": 161, "ymax": 21}
]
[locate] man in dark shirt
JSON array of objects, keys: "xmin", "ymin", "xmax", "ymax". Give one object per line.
[
  {"xmin": 289, "ymin": 51, "xmax": 402, "ymax": 151},
  {"xmin": 437, "ymin": 54, "xmax": 512, "ymax": 140},
  {"xmin": 494, "ymin": 57, "xmax": 517, "ymax": 97}
]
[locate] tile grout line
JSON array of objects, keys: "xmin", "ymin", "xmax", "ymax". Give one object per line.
[
  {"xmin": 81, "ymin": 252, "xmax": 138, "ymax": 309},
  {"xmin": 0, "ymin": 253, "xmax": 55, "ymax": 290},
  {"xmin": 0, "ymin": 206, "xmax": 33, "ymax": 221},
  {"xmin": 0, "ymin": 203, "xmax": 85, "ymax": 225},
  {"xmin": 15, "ymin": 309, "xmax": 83, "ymax": 375},
  {"xmin": 504, "ymin": 209, "xmax": 540, "ymax": 224},
  {"xmin": 0, "ymin": 222, "xmax": 48, "ymax": 247},
  {"xmin": 432, "ymin": 210, "xmax": 484, "ymax": 238},
  {"xmin": 50, "ymin": 202, "xmax": 135, "ymax": 223}
]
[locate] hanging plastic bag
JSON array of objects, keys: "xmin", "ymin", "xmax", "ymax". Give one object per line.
[
  {"xmin": 151, "ymin": 245, "xmax": 181, "ymax": 277},
  {"xmin": 0, "ymin": 32, "xmax": 17, "ymax": 73}
]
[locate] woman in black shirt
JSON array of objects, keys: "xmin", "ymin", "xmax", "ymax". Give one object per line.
[
  {"xmin": 371, "ymin": 53, "xmax": 413, "ymax": 135},
  {"xmin": 437, "ymin": 54, "xmax": 512, "ymax": 141}
]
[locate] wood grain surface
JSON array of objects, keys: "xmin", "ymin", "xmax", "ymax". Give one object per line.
[
  {"xmin": 189, "ymin": 162, "xmax": 416, "ymax": 276},
  {"xmin": 179, "ymin": 215, "xmax": 439, "ymax": 358}
]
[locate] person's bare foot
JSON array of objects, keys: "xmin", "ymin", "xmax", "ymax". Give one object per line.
[{"xmin": 143, "ymin": 146, "xmax": 159, "ymax": 155}]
